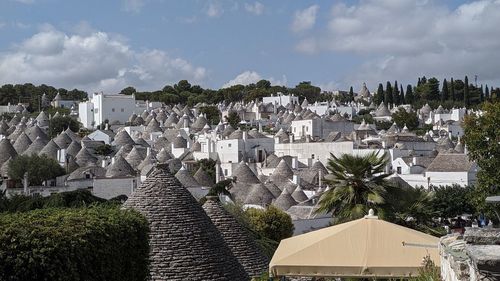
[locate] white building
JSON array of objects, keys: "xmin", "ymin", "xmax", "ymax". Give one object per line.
[
  {"xmin": 290, "ymin": 117, "xmax": 354, "ymax": 140},
  {"xmin": 262, "ymin": 93, "xmax": 299, "ymax": 106},
  {"xmin": 79, "ymin": 93, "xmax": 138, "ymax": 129}
]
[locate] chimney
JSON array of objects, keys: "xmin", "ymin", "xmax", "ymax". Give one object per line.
[
  {"xmin": 146, "ymin": 147, "xmax": 151, "ymax": 156},
  {"xmin": 412, "ymin": 157, "xmax": 417, "ymax": 166},
  {"xmin": 292, "ymin": 157, "xmax": 298, "ymax": 169},
  {"xmin": 292, "ymin": 174, "xmax": 300, "ymax": 186},
  {"xmin": 243, "ymin": 130, "xmax": 247, "ymax": 141},
  {"xmin": 105, "ymin": 123, "xmax": 109, "ymax": 130},
  {"xmin": 215, "ymin": 162, "xmax": 221, "ymax": 183},
  {"xmin": 318, "ymin": 169, "xmax": 322, "ymax": 188},
  {"xmin": 102, "ymin": 159, "xmax": 107, "ymax": 168},
  {"xmin": 111, "ymin": 157, "xmax": 116, "ymax": 165},
  {"xmin": 289, "ymin": 134, "xmax": 294, "ymax": 143}
]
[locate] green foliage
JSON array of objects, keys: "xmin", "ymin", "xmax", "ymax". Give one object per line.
[
  {"xmin": 225, "ymin": 111, "xmax": 241, "ymax": 128},
  {"xmin": 385, "ymin": 81, "xmax": 393, "ymax": 105},
  {"xmin": 0, "ymin": 83, "xmax": 86, "ymax": 110},
  {"xmin": 8, "ymin": 154, "xmax": 66, "ymax": 186},
  {"xmin": 95, "ymin": 144, "xmax": 114, "ymax": 156},
  {"xmin": 463, "ymin": 102, "xmax": 500, "ymax": 217},
  {"xmin": 0, "ymin": 206, "xmax": 149, "ymax": 281},
  {"xmin": 431, "ymin": 185, "xmax": 475, "ymax": 218},
  {"xmin": 317, "ymin": 152, "xmax": 391, "ymax": 223},
  {"xmin": 120, "ymin": 86, "xmax": 137, "ymax": 95},
  {"xmin": 246, "ymin": 205, "xmax": 294, "ymax": 243},
  {"xmin": 290, "ymin": 81, "xmax": 321, "ymax": 103},
  {"xmin": 392, "ymin": 108, "xmax": 419, "ymax": 131},
  {"xmin": 48, "ymin": 116, "xmax": 81, "ymax": 138},
  {"xmin": 199, "ymin": 105, "xmax": 221, "ymax": 125}
]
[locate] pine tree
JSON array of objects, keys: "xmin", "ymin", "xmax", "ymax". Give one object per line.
[
  {"xmin": 417, "ymin": 77, "xmax": 421, "ymax": 87},
  {"xmin": 485, "ymin": 84, "xmax": 490, "ymax": 100},
  {"xmin": 464, "ymin": 76, "xmax": 469, "ymax": 107},
  {"xmin": 450, "ymin": 78, "xmax": 455, "ymax": 101},
  {"xmin": 441, "ymin": 79, "xmax": 449, "ymax": 102},
  {"xmin": 385, "ymin": 81, "xmax": 393, "ymax": 106},
  {"xmin": 393, "ymin": 81, "xmax": 400, "ymax": 105},
  {"xmin": 405, "ymin": 84, "xmax": 414, "ymax": 104},
  {"xmin": 480, "ymin": 85, "xmax": 484, "ymax": 103},
  {"xmin": 400, "ymin": 85, "xmax": 405, "ymax": 104}
]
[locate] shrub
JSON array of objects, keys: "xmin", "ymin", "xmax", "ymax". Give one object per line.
[
  {"xmin": 0, "ymin": 206, "xmax": 149, "ymax": 281},
  {"xmin": 246, "ymin": 205, "xmax": 294, "ymax": 242}
]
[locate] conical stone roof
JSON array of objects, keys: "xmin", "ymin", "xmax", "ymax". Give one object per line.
[
  {"xmin": 54, "ymin": 131, "xmax": 73, "ymax": 149},
  {"xmin": 1, "ymin": 157, "xmax": 12, "ymax": 178},
  {"xmin": 106, "ymin": 155, "xmax": 136, "ymax": 178},
  {"xmin": 291, "ymin": 186, "xmax": 309, "ymax": 203},
  {"xmin": 202, "ymin": 197, "xmax": 269, "ymax": 278},
  {"xmin": 265, "ymin": 182, "xmax": 282, "ymax": 198},
  {"xmin": 39, "ymin": 139, "xmax": 60, "ymax": 159},
  {"xmin": 244, "ymin": 183, "xmax": 275, "ymax": 206},
  {"xmin": 269, "ymin": 159, "xmax": 294, "ymax": 183},
  {"xmin": 26, "ymin": 125, "xmax": 48, "ymax": 142},
  {"xmin": 233, "ymin": 161, "xmax": 260, "ymax": 184},
  {"xmin": 75, "ymin": 147, "xmax": 98, "ymax": 167},
  {"xmin": 125, "ymin": 146, "xmax": 144, "ymax": 169},
  {"xmin": 123, "ymin": 165, "xmax": 249, "ymax": 281},
  {"xmin": 114, "ymin": 130, "xmax": 135, "ymax": 146},
  {"xmin": 273, "ymin": 188, "xmax": 297, "ymax": 211},
  {"xmin": 156, "ymin": 148, "xmax": 172, "ymax": 163},
  {"xmin": 65, "ymin": 140, "xmax": 82, "ymax": 157},
  {"xmin": 13, "ymin": 132, "xmax": 32, "ymax": 154},
  {"xmin": 23, "ymin": 137, "xmax": 48, "ymax": 156},
  {"xmin": 0, "ymin": 139, "xmax": 17, "ymax": 165},
  {"xmin": 193, "ymin": 167, "xmax": 214, "ymax": 187},
  {"xmin": 174, "ymin": 168, "xmax": 200, "ymax": 188}
]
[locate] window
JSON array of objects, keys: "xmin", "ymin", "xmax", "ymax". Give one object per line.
[
  {"xmin": 224, "ymin": 169, "xmax": 228, "ymax": 176},
  {"xmin": 306, "ymin": 127, "xmax": 309, "ymax": 132},
  {"xmin": 228, "ymin": 143, "xmax": 232, "ymax": 147},
  {"xmin": 397, "ymin": 167, "xmax": 402, "ymax": 174},
  {"xmin": 112, "ymin": 108, "xmax": 115, "ymax": 112},
  {"xmin": 85, "ymin": 173, "xmax": 91, "ymax": 179},
  {"xmin": 311, "ymin": 154, "xmax": 315, "ymax": 159}
]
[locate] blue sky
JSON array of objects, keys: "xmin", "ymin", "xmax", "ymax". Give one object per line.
[{"xmin": 1, "ymin": 0, "xmax": 499, "ymax": 94}]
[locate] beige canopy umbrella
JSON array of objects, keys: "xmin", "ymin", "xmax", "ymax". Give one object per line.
[{"xmin": 270, "ymin": 210, "xmax": 440, "ymax": 278}]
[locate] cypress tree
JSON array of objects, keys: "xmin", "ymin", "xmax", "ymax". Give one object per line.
[
  {"xmin": 349, "ymin": 86, "xmax": 354, "ymax": 102},
  {"xmin": 417, "ymin": 77, "xmax": 421, "ymax": 87},
  {"xmin": 400, "ymin": 85, "xmax": 405, "ymax": 104},
  {"xmin": 441, "ymin": 79, "xmax": 449, "ymax": 102},
  {"xmin": 385, "ymin": 81, "xmax": 393, "ymax": 106},
  {"xmin": 485, "ymin": 84, "xmax": 490, "ymax": 100},
  {"xmin": 480, "ymin": 85, "xmax": 484, "ymax": 102},
  {"xmin": 464, "ymin": 76, "xmax": 469, "ymax": 107},
  {"xmin": 393, "ymin": 81, "xmax": 400, "ymax": 105},
  {"xmin": 405, "ymin": 85, "xmax": 414, "ymax": 104},
  {"xmin": 450, "ymin": 78, "xmax": 455, "ymax": 101},
  {"xmin": 375, "ymin": 83, "xmax": 384, "ymax": 105}
]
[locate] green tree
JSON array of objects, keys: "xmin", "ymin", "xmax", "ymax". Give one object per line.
[
  {"xmin": 348, "ymin": 86, "xmax": 354, "ymax": 102},
  {"xmin": 464, "ymin": 76, "xmax": 470, "ymax": 107},
  {"xmin": 199, "ymin": 106, "xmax": 221, "ymax": 125},
  {"xmin": 174, "ymin": 80, "xmax": 192, "ymax": 93},
  {"xmin": 256, "ymin": 79, "xmax": 271, "ymax": 89},
  {"xmin": 119, "ymin": 86, "xmax": 136, "ymax": 95},
  {"xmin": 316, "ymin": 152, "xmax": 391, "ymax": 223},
  {"xmin": 392, "ymin": 108, "xmax": 419, "ymax": 131},
  {"xmin": 384, "ymin": 81, "xmax": 393, "ymax": 106},
  {"xmin": 450, "ymin": 78, "xmax": 456, "ymax": 101},
  {"xmin": 95, "ymin": 144, "xmax": 113, "ymax": 156},
  {"xmin": 462, "ymin": 102, "xmax": 500, "ymax": 217},
  {"xmin": 405, "ymin": 84, "xmax": 414, "ymax": 104},
  {"xmin": 374, "ymin": 83, "xmax": 384, "ymax": 105},
  {"xmin": 225, "ymin": 111, "xmax": 241, "ymax": 129},
  {"xmin": 291, "ymin": 81, "xmax": 321, "ymax": 103},
  {"xmin": 485, "ymin": 84, "xmax": 490, "ymax": 100},
  {"xmin": 8, "ymin": 154, "xmax": 66, "ymax": 186},
  {"xmin": 427, "ymin": 77, "xmax": 440, "ymax": 100},
  {"xmin": 49, "ymin": 116, "xmax": 81, "ymax": 138},
  {"xmin": 400, "ymin": 84, "xmax": 405, "ymax": 104},
  {"xmin": 393, "ymin": 81, "xmax": 400, "ymax": 105},
  {"xmin": 441, "ymin": 79, "xmax": 449, "ymax": 102},
  {"xmin": 431, "ymin": 185, "xmax": 475, "ymax": 218},
  {"xmin": 246, "ymin": 205, "xmax": 294, "ymax": 242}
]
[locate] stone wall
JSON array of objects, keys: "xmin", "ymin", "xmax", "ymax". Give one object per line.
[{"xmin": 440, "ymin": 227, "xmax": 500, "ymax": 281}]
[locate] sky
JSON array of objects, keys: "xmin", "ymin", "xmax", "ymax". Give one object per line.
[{"xmin": 0, "ymin": 0, "xmax": 499, "ymax": 94}]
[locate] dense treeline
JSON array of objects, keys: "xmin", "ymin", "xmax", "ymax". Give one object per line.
[
  {"xmin": 1, "ymin": 76, "xmax": 498, "ymax": 111},
  {"xmin": 0, "ymin": 83, "xmax": 87, "ymax": 110}
]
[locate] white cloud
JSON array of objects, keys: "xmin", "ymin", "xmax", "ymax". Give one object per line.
[
  {"xmin": 291, "ymin": 5, "xmax": 319, "ymax": 32},
  {"xmin": 296, "ymin": 0, "xmax": 500, "ymax": 87},
  {"xmin": 222, "ymin": 71, "xmax": 286, "ymax": 88},
  {"xmin": 0, "ymin": 28, "xmax": 207, "ymax": 94},
  {"xmin": 318, "ymin": 81, "xmax": 340, "ymax": 92},
  {"xmin": 122, "ymin": 0, "xmax": 145, "ymax": 13},
  {"xmin": 206, "ymin": 1, "xmax": 224, "ymax": 18},
  {"xmin": 245, "ymin": 2, "xmax": 264, "ymax": 15}
]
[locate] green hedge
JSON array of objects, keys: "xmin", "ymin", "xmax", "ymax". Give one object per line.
[{"xmin": 0, "ymin": 206, "xmax": 149, "ymax": 281}]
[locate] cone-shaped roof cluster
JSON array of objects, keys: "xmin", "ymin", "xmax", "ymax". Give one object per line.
[{"xmin": 123, "ymin": 165, "xmax": 249, "ymax": 280}]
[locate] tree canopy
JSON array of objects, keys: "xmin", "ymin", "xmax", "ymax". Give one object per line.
[{"xmin": 8, "ymin": 154, "xmax": 66, "ymax": 186}]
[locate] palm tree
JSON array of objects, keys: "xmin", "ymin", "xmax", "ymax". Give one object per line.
[{"xmin": 316, "ymin": 151, "xmax": 391, "ymax": 223}]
